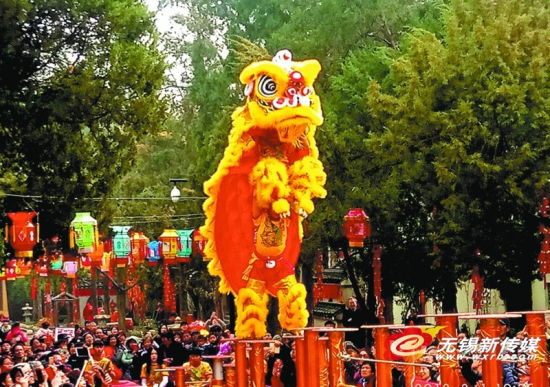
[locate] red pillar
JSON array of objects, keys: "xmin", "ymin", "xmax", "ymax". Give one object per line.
[
  {"xmin": 436, "ymin": 315, "xmax": 460, "ymax": 387},
  {"xmin": 525, "ymin": 312, "xmax": 549, "ymax": 387}
]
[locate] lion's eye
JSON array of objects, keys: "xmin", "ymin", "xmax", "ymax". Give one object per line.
[{"xmin": 257, "ymin": 75, "xmax": 277, "ymax": 97}]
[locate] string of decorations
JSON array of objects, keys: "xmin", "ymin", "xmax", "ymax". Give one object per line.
[
  {"xmin": 3, "ymin": 211, "xmax": 208, "ymax": 319},
  {"xmin": 0, "ymin": 193, "xmax": 206, "ymax": 201}
]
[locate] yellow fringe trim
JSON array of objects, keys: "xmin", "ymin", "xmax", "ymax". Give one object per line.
[
  {"xmin": 235, "ymin": 287, "xmax": 269, "ymax": 339},
  {"xmin": 277, "ymin": 281, "xmax": 309, "ymax": 330},
  {"xmin": 249, "ymin": 158, "xmax": 291, "ymax": 210}
]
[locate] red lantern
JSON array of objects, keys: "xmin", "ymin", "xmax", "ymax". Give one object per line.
[
  {"xmin": 36, "ymin": 256, "xmax": 49, "ymax": 276},
  {"xmin": 130, "ymin": 231, "xmax": 149, "ymax": 265},
  {"xmin": 343, "ymin": 208, "xmax": 371, "ymax": 247},
  {"xmin": 6, "ymin": 212, "xmax": 39, "ymax": 258},
  {"xmin": 81, "ymin": 254, "xmax": 92, "ymax": 268},
  {"xmin": 89, "ymin": 241, "xmax": 104, "ymax": 267},
  {"xmin": 5, "ymin": 259, "xmax": 18, "ymax": 280},
  {"xmin": 192, "ymin": 229, "xmax": 207, "ymax": 258}
]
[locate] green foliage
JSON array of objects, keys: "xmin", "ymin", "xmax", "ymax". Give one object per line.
[
  {"xmin": 0, "ymin": 0, "xmax": 168, "ymax": 242},
  {"xmin": 364, "ymin": 0, "xmax": 550, "ymax": 309}
]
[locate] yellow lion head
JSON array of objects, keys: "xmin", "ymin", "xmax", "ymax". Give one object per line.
[{"xmin": 238, "ymin": 50, "xmax": 323, "ymax": 144}]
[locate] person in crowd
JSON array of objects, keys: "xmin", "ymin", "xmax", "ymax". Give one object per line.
[
  {"xmin": 0, "ymin": 371, "xmax": 13, "ymax": 387},
  {"xmin": 344, "ymin": 343, "xmax": 361, "ymax": 385},
  {"xmin": 103, "ymin": 336, "xmax": 118, "ymax": 361},
  {"xmin": 159, "ymin": 332, "xmax": 188, "ymax": 367},
  {"xmin": 66, "ymin": 342, "xmax": 85, "ymax": 371},
  {"xmin": 27, "ymin": 360, "xmax": 48, "ymax": 387},
  {"xmin": 10, "ymin": 365, "xmax": 30, "ymax": 387},
  {"xmin": 6, "ymin": 324, "xmax": 28, "ymax": 345},
  {"xmin": 83, "ymin": 302, "xmax": 95, "ymax": 324},
  {"xmin": 356, "ymin": 362, "xmax": 375, "ymax": 387},
  {"xmin": 83, "ymin": 340, "xmax": 116, "ymax": 387},
  {"xmin": 140, "ymin": 348, "xmax": 167, "ymax": 387},
  {"xmin": 201, "ymin": 334, "xmax": 219, "ymax": 358},
  {"xmin": 120, "ymin": 337, "xmax": 139, "ymax": 380},
  {"xmin": 205, "ymin": 312, "xmax": 227, "ymax": 331},
  {"xmin": 1, "ymin": 343, "xmax": 11, "ymax": 357},
  {"xmin": 0, "ymin": 320, "xmax": 11, "ymax": 342},
  {"xmin": 0, "ymin": 358, "xmax": 13, "ymax": 374},
  {"xmin": 404, "ymin": 309, "xmax": 422, "ymax": 325},
  {"xmin": 181, "ymin": 347, "xmax": 212, "ymax": 386},
  {"xmin": 414, "ymin": 362, "xmax": 438, "ymax": 383},
  {"xmin": 342, "ymin": 297, "xmax": 367, "ymax": 349},
  {"xmin": 34, "ymin": 323, "xmax": 52, "ymax": 341},
  {"xmin": 83, "ymin": 334, "xmax": 94, "ymax": 349},
  {"xmin": 189, "ymin": 330, "xmax": 200, "ymax": 347},
  {"xmin": 181, "ymin": 332, "xmax": 192, "ymax": 346},
  {"xmin": 12, "ymin": 345, "xmax": 27, "ymax": 365},
  {"xmin": 180, "ymin": 321, "xmax": 189, "ymax": 333}
]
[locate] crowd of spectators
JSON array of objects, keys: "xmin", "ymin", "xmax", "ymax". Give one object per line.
[{"xmin": 0, "ymin": 304, "xmax": 542, "ymax": 387}]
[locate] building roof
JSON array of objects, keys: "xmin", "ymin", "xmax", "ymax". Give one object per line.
[{"xmin": 313, "ymin": 301, "xmax": 344, "ymax": 319}]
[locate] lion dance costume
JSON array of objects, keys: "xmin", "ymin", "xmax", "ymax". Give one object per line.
[{"xmin": 201, "ymin": 50, "xmax": 326, "ymax": 338}]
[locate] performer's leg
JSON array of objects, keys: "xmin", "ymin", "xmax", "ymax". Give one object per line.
[
  {"xmin": 275, "ymin": 275, "xmax": 309, "ymax": 330},
  {"xmin": 235, "ymin": 278, "xmax": 269, "ymax": 339}
]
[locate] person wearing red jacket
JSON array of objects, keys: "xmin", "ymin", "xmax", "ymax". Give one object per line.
[
  {"xmin": 5, "ymin": 322, "xmax": 28, "ymax": 344},
  {"xmin": 83, "ymin": 301, "xmax": 95, "ymax": 323}
]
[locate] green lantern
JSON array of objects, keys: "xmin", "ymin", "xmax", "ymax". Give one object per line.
[
  {"xmin": 111, "ymin": 226, "xmax": 131, "ymax": 267},
  {"xmin": 70, "ymin": 212, "xmax": 98, "ymax": 254},
  {"xmin": 176, "ymin": 229, "xmax": 194, "ymax": 263}
]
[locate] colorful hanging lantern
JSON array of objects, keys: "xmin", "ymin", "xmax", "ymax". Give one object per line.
[
  {"xmin": 5, "ymin": 260, "xmax": 18, "ymax": 281},
  {"xmin": 70, "ymin": 212, "xmax": 98, "ymax": 254},
  {"xmin": 36, "ymin": 256, "xmax": 49, "ymax": 277},
  {"xmin": 50, "ymin": 253, "xmax": 64, "ymax": 275},
  {"xmin": 130, "ymin": 231, "xmax": 149, "ymax": 265},
  {"xmin": 158, "ymin": 229, "xmax": 181, "ymax": 265},
  {"xmin": 63, "ymin": 261, "xmax": 78, "ymax": 278},
  {"xmin": 111, "ymin": 226, "xmax": 131, "ymax": 267},
  {"xmin": 89, "ymin": 241, "xmax": 104, "ymax": 267},
  {"xmin": 343, "ymin": 208, "xmax": 371, "ymax": 247},
  {"xmin": 147, "ymin": 241, "xmax": 160, "ymax": 267},
  {"xmin": 16, "ymin": 259, "xmax": 33, "ymax": 277},
  {"xmin": 80, "ymin": 254, "xmax": 92, "ymax": 268},
  {"xmin": 176, "ymin": 229, "xmax": 194, "ymax": 264},
  {"xmin": 192, "ymin": 229, "xmax": 207, "ymax": 258},
  {"xmin": 6, "ymin": 212, "xmax": 39, "ymax": 258}
]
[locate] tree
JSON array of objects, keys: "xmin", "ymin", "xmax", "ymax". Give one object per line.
[
  {"xmin": 362, "ymin": 0, "xmax": 550, "ymax": 311},
  {"xmin": 0, "ymin": 0, "xmax": 168, "ymax": 244}
]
